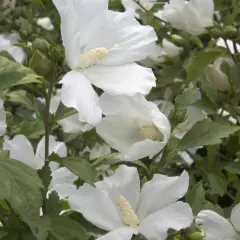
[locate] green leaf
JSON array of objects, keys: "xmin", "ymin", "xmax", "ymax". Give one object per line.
[
  {"xmin": 186, "ymin": 181, "xmax": 205, "ymax": 215},
  {"xmin": 0, "ymin": 158, "xmax": 43, "ymax": 228},
  {"xmin": 175, "ymin": 87, "xmax": 200, "ymax": 107},
  {"xmin": 178, "ymin": 119, "xmax": 240, "ymax": 150},
  {"xmin": 224, "ymin": 162, "xmax": 240, "ymax": 175},
  {"xmin": 36, "ymin": 216, "xmax": 88, "ymax": 240},
  {"xmin": 186, "ymin": 50, "xmax": 223, "ymax": 82},
  {"xmin": 0, "ymin": 56, "xmax": 43, "ymax": 91},
  {"xmin": 45, "ymin": 191, "xmax": 61, "ymax": 216},
  {"xmin": 6, "ymin": 90, "xmax": 34, "ymax": 110},
  {"xmin": 54, "ymin": 102, "xmax": 77, "ymax": 121},
  {"xmin": 208, "ymin": 173, "xmax": 227, "ymax": 196},
  {"xmin": 61, "ymin": 157, "xmax": 96, "ymax": 183}
]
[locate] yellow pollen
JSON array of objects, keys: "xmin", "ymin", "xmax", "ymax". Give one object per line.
[
  {"xmin": 116, "ymin": 195, "xmax": 139, "ymax": 228},
  {"xmin": 139, "ymin": 125, "xmax": 164, "ymax": 141},
  {"xmin": 78, "ymin": 47, "xmax": 108, "ymax": 69}
]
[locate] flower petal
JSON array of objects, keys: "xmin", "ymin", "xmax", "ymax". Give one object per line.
[
  {"xmin": 68, "ymin": 183, "xmax": 124, "ymax": 231},
  {"xmin": 3, "ymin": 135, "xmax": 39, "ymax": 169},
  {"xmin": 231, "ymin": 203, "xmax": 240, "ymax": 232},
  {"xmin": 96, "ymin": 114, "xmax": 143, "ymax": 153},
  {"xmin": 196, "ymin": 210, "xmax": 237, "ymax": 240},
  {"xmin": 95, "ymin": 165, "xmax": 140, "ymax": 211},
  {"xmin": 122, "ymin": 139, "xmax": 165, "ymax": 161},
  {"xmin": 83, "ymin": 63, "xmax": 156, "ymax": 96},
  {"xmin": 0, "ymin": 98, "xmax": 6, "ymax": 136},
  {"xmin": 86, "ymin": 11, "xmax": 157, "ymax": 64},
  {"xmin": 58, "ymin": 114, "xmax": 93, "ymax": 133},
  {"xmin": 50, "ymin": 167, "xmax": 77, "ymax": 199},
  {"xmin": 99, "ymin": 93, "xmax": 156, "ymax": 123},
  {"xmin": 60, "ymin": 71, "xmax": 102, "ymax": 125},
  {"xmin": 139, "ymin": 202, "xmax": 193, "ymax": 240},
  {"xmin": 96, "ymin": 227, "xmax": 137, "ymax": 240},
  {"xmin": 137, "ymin": 171, "xmax": 189, "ymax": 220}
]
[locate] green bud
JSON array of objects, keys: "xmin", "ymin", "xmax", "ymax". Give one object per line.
[
  {"xmin": 185, "ymin": 229, "xmax": 205, "ymax": 240},
  {"xmin": 223, "ymin": 26, "xmax": 238, "ymax": 39},
  {"xmin": 209, "ymin": 28, "xmax": 222, "ymax": 38},
  {"xmin": 29, "ymin": 50, "xmax": 53, "ymax": 76},
  {"xmin": 32, "ymin": 37, "xmax": 50, "ymax": 55},
  {"xmin": 171, "ymin": 34, "xmax": 188, "ymax": 47},
  {"xmin": 169, "ymin": 107, "xmax": 187, "ymax": 126}
]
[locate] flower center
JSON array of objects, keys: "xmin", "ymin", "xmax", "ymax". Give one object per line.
[
  {"xmin": 116, "ymin": 195, "xmax": 139, "ymax": 228},
  {"xmin": 77, "ymin": 44, "xmax": 119, "ymax": 70},
  {"xmin": 139, "ymin": 125, "xmax": 164, "ymax": 141}
]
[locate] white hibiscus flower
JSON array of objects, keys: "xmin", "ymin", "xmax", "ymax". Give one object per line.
[
  {"xmin": 155, "ymin": 0, "xmax": 214, "ymax": 36},
  {"xmin": 196, "ymin": 204, "xmax": 240, "ymax": 240},
  {"xmin": 96, "ymin": 93, "xmax": 171, "ymax": 161},
  {"xmin": 52, "ymin": 0, "xmax": 157, "ymax": 125},
  {"xmin": 68, "ymin": 165, "xmax": 193, "ymax": 240}
]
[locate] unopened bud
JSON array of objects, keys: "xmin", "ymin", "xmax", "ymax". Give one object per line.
[
  {"xmin": 29, "ymin": 50, "xmax": 53, "ymax": 76},
  {"xmin": 210, "ymin": 28, "xmax": 222, "ymax": 38},
  {"xmin": 223, "ymin": 26, "xmax": 238, "ymax": 39},
  {"xmin": 185, "ymin": 228, "xmax": 205, "ymax": 240},
  {"xmin": 32, "ymin": 37, "xmax": 50, "ymax": 55},
  {"xmin": 171, "ymin": 34, "xmax": 188, "ymax": 47}
]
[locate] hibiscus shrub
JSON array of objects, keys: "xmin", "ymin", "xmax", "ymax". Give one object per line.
[{"xmin": 0, "ymin": 0, "xmax": 240, "ymax": 239}]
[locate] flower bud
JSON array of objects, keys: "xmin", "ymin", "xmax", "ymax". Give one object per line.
[
  {"xmin": 223, "ymin": 26, "xmax": 238, "ymax": 39},
  {"xmin": 171, "ymin": 34, "xmax": 188, "ymax": 47},
  {"xmin": 205, "ymin": 58, "xmax": 231, "ymax": 91},
  {"xmin": 210, "ymin": 28, "xmax": 222, "ymax": 38},
  {"xmin": 29, "ymin": 50, "xmax": 53, "ymax": 76},
  {"xmin": 32, "ymin": 37, "xmax": 50, "ymax": 55},
  {"xmin": 185, "ymin": 227, "xmax": 205, "ymax": 240}
]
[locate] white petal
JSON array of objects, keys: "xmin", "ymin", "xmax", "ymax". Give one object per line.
[
  {"xmin": 58, "ymin": 114, "xmax": 93, "ymax": 133},
  {"xmin": 3, "ymin": 135, "xmax": 41, "ymax": 169},
  {"xmin": 137, "ymin": 171, "xmax": 189, "ymax": 220},
  {"xmin": 95, "ymin": 165, "xmax": 140, "ymax": 211},
  {"xmin": 68, "ymin": 183, "xmax": 124, "ymax": 231},
  {"xmin": 196, "ymin": 210, "xmax": 237, "ymax": 240},
  {"xmin": 0, "ymin": 98, "xmax": 6, "ymax": 136},
  {"xmin": 231, "ymin": 203, "xmax": 240, "ymax": 232},
  {"xmin": 86, "ymin": 11, "xmax": 157, "ymax": 64},
  {"xmin": 139, "ymin": 202, "xmax": 193, "ymax": 240},
  {"xmin": 96, "ymin": 114, "xmax": 143, "ymax": 153},
  {"xmin": 96, "ymin": 227, "xmax": 137, "ymax": 240},
  {"xmin": 36, "ymin": 17, "xmax": 54, "ymax": 31},
  {"xmin": 49, "ymin": 91, "xmax": 61, "ymax": 114},
  {"xmin": 162, "ymin": 39, "xmax": 182, "ymax": 57},
  {"xmin": 50, "ymin": 167, "xmax": 77, "ymax": 199},
  {"xmin": 83, "ymin": 63, "xmax": 156, "ymax": 96},
  {"xmin": 99, "ymin": 93, "xmax": 156, "ymax": 123},
  {"xmin": 89, "ymin": 143, "xmax": 111, "ymax": 160},
  {"xmin": 35, "ymin": 135, "xmax": 67, "ymax": 164},
  {"xmin": 122, "ymin": 139, "xmax": 165, "ymax": 161},
  {"xmin": 60, "ymin": 71, "xmax": 102, "ymax": 125}
]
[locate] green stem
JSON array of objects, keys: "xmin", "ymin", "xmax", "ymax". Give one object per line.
[
  {"xmin": 42, "ymin": 82, "xmax": 54, "ymax": 215},
  {"xmin": 223, "ymin": 38, "xmax": 238, "ymax": 64}
]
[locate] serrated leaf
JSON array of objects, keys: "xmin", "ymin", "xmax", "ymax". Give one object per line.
[
  {"xmin": 0, "ymin": 56, "xmax": 43, "ymax": 91},
  {"xmin": 54, "ymin": 102, "xmax": 77, "ymax": 121},
  {"xmin": 0, "ymin": 159, "xmax": 43, "ymax": 228},
  {"xmin": 208, "ymin": 173, "xmax": 227, "ymax": 196},
  {"xmin": 36, "ymin": 216, "xmax": 88, "ymax": 240},
  {"xmin": 61, "ymin": 157, "xmax": 96, "ymax": 183},
  {"xmin": 178, "ymin": 119, "xmax": 240, "ymax": 150},
  {"xmin": 187, "ymin": 50, "xmax": 223, "ymax": 82},
  {"xmin": 45, "ymin": 191, "xmax": 61, "ymax": 215}
]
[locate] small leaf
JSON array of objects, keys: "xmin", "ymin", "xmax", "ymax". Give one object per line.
[
  {"xmin": 45, "ymin": 191, "xmax": 61, "ymax": 215},
  {"xmin": 36, "ymin": 216, "xmax": 88, "ymax": 240},
  {"xmin": 187, "ymin": 50, "xmax": 223, "ymax": 82},
  {"xmin": 61, "ymin": 157, "xmax": 96, "ymax": 183},
  {"xmin": 186, "ymin": 181, "xmax": 205, "ymax": 214},
  {"xmin": 0, "ymin": 56, "xmax": 43, "ymax": 91},
  {"xmin": 208, "ymin": 173, "xmax": 227, "ymax": 196},
  {"xmin": 175, "ymin": 87, "xmax": 200, "ymax": 107},
  {"xmin": 178, "ymin": 119, "xmax": 240, "ymax": 150},
  {"xmin": 54, "ymin": 102, "xmax": 77, "ymax": 121},
  {"xmin": 224, "ymin": 162, "xmax": 240, "ymax": 175}
]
